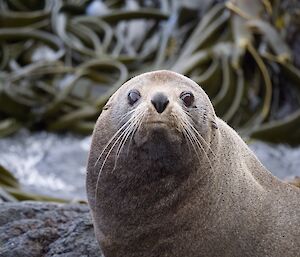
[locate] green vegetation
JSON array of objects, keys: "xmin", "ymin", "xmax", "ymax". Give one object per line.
[{"xmin": 0, "ymin": 0, "xmax": 299, "ymax": 142}]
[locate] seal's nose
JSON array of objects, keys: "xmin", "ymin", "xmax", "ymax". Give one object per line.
[{"xmin": 151, "ymin": 93, "xmax": 169, "ymax": 114}]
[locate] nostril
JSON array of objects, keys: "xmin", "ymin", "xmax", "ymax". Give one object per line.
[{"xmin": 151, "ymin": 93, "xmax": 169, "ymax": 114}]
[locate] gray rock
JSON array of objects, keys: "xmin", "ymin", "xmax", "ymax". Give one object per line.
[{"xmin": 0, "ymin": 202, "xmax": 102, "ymax": 257}]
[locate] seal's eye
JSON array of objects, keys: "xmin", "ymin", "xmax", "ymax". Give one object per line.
[
  {"xmin": 180, "ymin": 92, "xmax": 194, "ymax": 107},
  {"xmin": 128, "ymin": 89, "xmax": 141, "ymax": 105}
]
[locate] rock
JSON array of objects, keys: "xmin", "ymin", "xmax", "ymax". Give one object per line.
[
  {"xmin": 0, "ymin": 202, "xmax": 102, "ymax": 257},
  {"xmin": 287, "ymin": 176, "xmax": 300, "ymax": 188}
]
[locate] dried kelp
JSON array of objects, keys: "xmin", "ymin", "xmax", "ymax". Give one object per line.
[{"xmin": 0, "ymin": 0, "xmax": 299, "ymax": 144}]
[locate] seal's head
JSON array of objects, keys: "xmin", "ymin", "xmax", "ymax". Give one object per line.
[
  {"xmin": 87, "ymin": 70, "xmax": 222, "ymax": 256},
  {"xmin": 99, "ymin": 70, "xmax": 218, "ymax": 165}
]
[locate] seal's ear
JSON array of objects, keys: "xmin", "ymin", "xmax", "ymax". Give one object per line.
[
  {"xmin": 211, "ymin": 120, "xmax": 218, "ymax": 129},
  {"xmin": 102, "ymin": 103, "xmax": 110, "ymax": 111},
  {"xmin": 102, "ymin": 91, "xmax": 118, "ymax": 111}
]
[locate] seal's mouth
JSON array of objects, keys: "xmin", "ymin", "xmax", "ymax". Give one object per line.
[
  {"xmin": 141, "ymin": 116, "xmax": 174, "ymax": 129},
  {"xmin": 144, "ymin": 120, "xmax": 168, "ymax": 125},
  {"xmin": 141, "ymin": 116, "xmax": 179, "ymax": 132},
  {"xmin": 133, "ymin": 118, "xmax": 182, "ymax": 149}
]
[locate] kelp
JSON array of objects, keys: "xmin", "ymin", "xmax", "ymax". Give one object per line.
[
  {"xmin": 0, "ymin": 164, "xmax": 71, "ymax": 202},
  {"xmin": 172, "ymin": 0, "xmax": 300, "ymax": 142},
  {"xmin": 0, "ymin": 0, "xmax": 299, "ymax": 141}
]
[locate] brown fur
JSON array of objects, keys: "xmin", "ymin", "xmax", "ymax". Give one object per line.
[{"xmin": 87, "ymin": 70, "xmax": 300, "ymax": 257}]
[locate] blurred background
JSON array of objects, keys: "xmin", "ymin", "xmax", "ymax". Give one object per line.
[{"xmin": 0, "ymin": 0, "xmax": 299, "ymax": 202}]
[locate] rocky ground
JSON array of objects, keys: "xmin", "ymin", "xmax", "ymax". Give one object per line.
[{"xmin": 0, "ymin": 202, "xmax": 102, "ymax": 257}]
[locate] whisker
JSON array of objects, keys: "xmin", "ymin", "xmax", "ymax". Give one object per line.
[
  {"xmin": 176, "ymin": 106, "xmax": 215, "ymax": 171},
  {"xmin": 185, "ymin": 123, "xmax": 214, "ymax": 171},
  {"xmin": 94, "ymin": 113, "xmax": 136, "ymax": 167},
  {"xmin": 189, "ymin": 122, "xmax": 216, "ymax": 157},
  {"xmin": 95, "ymin": 104, "xmax": 147, "ymax": 200},
  {"xmin": 171, "ymin": 112, "xmax": 193, "ymax": 155},
  {"xmin": 113, "ymin": 112, "xmax": 143, "ymax": 170},
  {"xmin": 183, "ymin": 126, "xmax": 202, "ymax": 166},
  {"xmin": 117, "ymin": 105, "xmax": 146, "ymax": 156},
  {"xmin": 95, "ymin": 125, "xmax": 131, "ymax": 200},
  {"xmin": 172, "ymin": 111, "xmax": 202, "ymax": 166},
  {"xmin": 182, "ymin": 109, "xmax": 216, "ymax": 157},
  {"xmin": 126, "ymin": 107, "xmax": 147, "ymax": 156},
  {"xmin": 117, "ymin": 108, "xmax": 136, "ymax": 126}
]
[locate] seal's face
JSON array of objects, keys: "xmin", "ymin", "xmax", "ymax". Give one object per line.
[
  {"xmin": 97, "ymin": 71, "xmax": 216, "ymax": 176},
  {"xmin": 100, "ymin": 70, "xmax": 217, "ymax": 168}
]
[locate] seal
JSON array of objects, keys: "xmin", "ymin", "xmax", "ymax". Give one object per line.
[{"xmin": 86, "ymin": 70, "xmax": 300, "ymax": 257}]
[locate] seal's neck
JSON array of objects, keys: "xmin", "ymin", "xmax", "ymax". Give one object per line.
[{"xmin": 99, "ymin": 133, "xmax": 217, "ymax": 219}]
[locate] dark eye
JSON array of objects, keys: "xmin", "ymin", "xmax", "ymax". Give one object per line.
[
  {"xmin": 128, "ymin": 89, "xmax": 141, "ymax": 105},
  {"xmin": 180, "ymin": 91, "xmax": 194, "ymax": 107}
]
